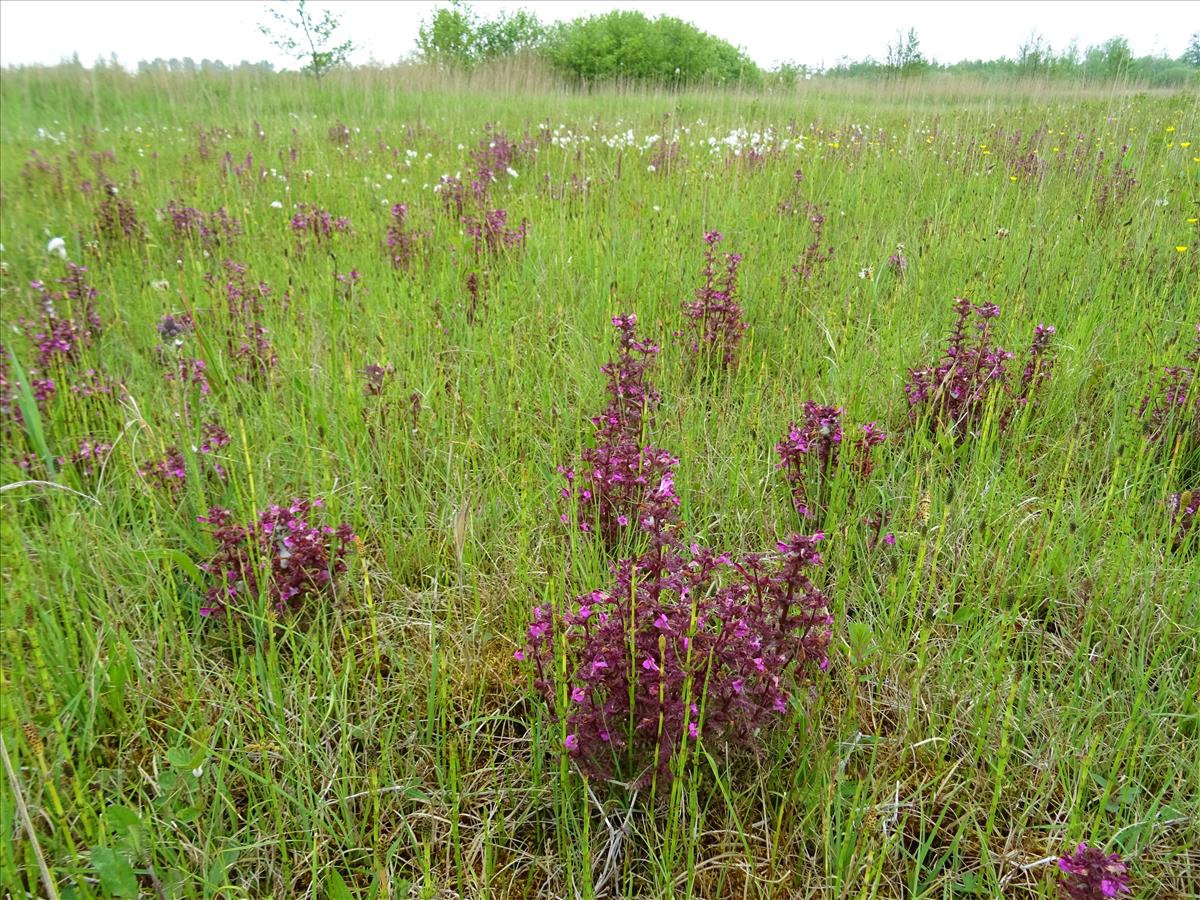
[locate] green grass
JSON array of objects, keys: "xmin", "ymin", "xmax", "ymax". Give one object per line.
[{"xmin": 1, "ymin": 67, "xmax": 1198, "ymax": 898}]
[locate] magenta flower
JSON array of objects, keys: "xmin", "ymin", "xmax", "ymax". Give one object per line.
[
  {"xmin": 681, "ymin": 230, "xmax": 748, "ymax": 370},
  {"xmin": 1056, "ymin": 843, "xmax": 1131, "ymax": 898}
]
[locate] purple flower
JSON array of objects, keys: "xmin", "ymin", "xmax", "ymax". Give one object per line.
[
  {"xmin": 1056, "ymin": 843, "xmax": 1131, "ymax": 899},
  {"xmin": 905, "ymin": 297, "xmax": 1056, "ymax": 440},
  {"xmin": 197, "ymin": 499, "xmax": 355, "ymax": 618},
  {"xmin": 681, "ymin": 230, "xmax": 748, "ymax": 370}
]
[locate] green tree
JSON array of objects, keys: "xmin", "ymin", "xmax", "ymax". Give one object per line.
[
  {"xmin": 417, "ymin": 2, "xmax": 544, "ymax": 68},
  {"xmin": 1018, "ymin": 31, "xmax": 1053, "ymax": 75},
  {"xmin": 885, "ymin": 28, "xmax": 928, "ymax": 74},
  {"xmin": 259, "ymin": 0, "xmax": 354, "ymax": 80},
  {"xmin": 1182, "ymin": 32, "xmax": 1200, "ymax": 66}
]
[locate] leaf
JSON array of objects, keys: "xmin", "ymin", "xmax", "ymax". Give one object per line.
[
  {"xmin": 91, "ymin": 846, "xmax": 139, "ymax": 898},
  {"xmin": 325, "ymin": 870, "xmax": 354, "ymax": 900},
  {"xmin": 5, "ymin": 347, "xmax": 55, "ymax": 475},
  {"xmin": 145, "ymin": 548, "xmax": 205, "ymax": 585},
  {"xmin": 104, "ymin": 805, "xmax": 142, "ymax": 844}
]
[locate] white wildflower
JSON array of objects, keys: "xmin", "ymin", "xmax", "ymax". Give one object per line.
[{"xmin": 47, "ymin": 236, "xmax": 67, "ymax": 259}]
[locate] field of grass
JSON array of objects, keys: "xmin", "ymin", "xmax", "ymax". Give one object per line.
[{"xmin": 1, "ymin": 67, "xmax": 1197, "ymax": 898}]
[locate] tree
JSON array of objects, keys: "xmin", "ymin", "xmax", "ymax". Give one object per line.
[
  {"xmin": 260, "ymin": 0, "xmax": 354, "ymax": 80},
  {"xmin": 885, "ymin": 28, "xmax": 927, "ymax": 74},
  {"xmin": 1182, "ymin": 32, "xmax": 1200, "ymax": 67},
  {"xmin": 1018, "ymin": 31, "xmax": 1052, "ymax": 75},
  {"xmin": 416, "ymin": 1, "xmax": 544, "ymax": 69}
]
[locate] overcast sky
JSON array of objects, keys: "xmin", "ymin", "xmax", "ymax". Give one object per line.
[{"xmin": 0, "ymin": 1, "xmax": 1194, "ymax": 71}]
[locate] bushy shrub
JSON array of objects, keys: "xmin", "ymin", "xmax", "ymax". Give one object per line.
[{"xmin": 543, "ymin": 11, "xmax": 761, "ymax": 85}]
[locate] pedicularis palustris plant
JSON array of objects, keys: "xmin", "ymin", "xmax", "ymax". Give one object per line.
[
  {"xmin": 527, "ymin": 314, "xmax": 831, "ymax": 787},
  {"xmin": 905, "ymin": 296, "xmax": 1056, "ymax": 440}
]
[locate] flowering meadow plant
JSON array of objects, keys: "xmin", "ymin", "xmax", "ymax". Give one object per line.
[
  {"xmin": 681, "ymin": 230, "xmax": 748, "ymax": 370},
  {"xmin": 905, "ymin": 297, "xmax": 1056, "ymax": 440},
  {"xmin": 197, "ymin": 499, "xmax": 355, "ymax": 618},
  {"xmin": 1140, "ymin": 323, "xmax": 1199, "ymax": 450},
  {"xmin": 523, "ymin": 529, "xmax": 832, "ymax": 785},
  {"xmin": 776, "ymin": 402, "xmax": 886, "ymax": 523},
  {"xmin": 1056, "ymin": 843, "xmax": 1131, "ymax": 899},
  {"xmin": 532, "ymin": 314, "xmax": 832, "ymax": 786},
  {"xmin": 560, "ymin": 314, "xmax": 679, "ymax": 549}
]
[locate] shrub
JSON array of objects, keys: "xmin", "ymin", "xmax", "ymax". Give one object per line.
[{"xmin": 543, "ymin": 11, "xmax": 761, "ymax": 85}]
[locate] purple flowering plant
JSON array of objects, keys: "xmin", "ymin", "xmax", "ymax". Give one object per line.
[
  {"xmin": 384, "ymin": 203, "xmax": 429, "ymax": 272},
  {"xmin": 527, "ymin": 314, "xmax": 832, "ymax": 787},
  {"xmin": 776, "ymin": 402, "xmax": 887, "ymax": 526},
  {"xmin": 524, "ymin": 517, "xmax": 832, "ymax": 786},
  {"xmin": 289, "ymin": 204, "xmax": 351, "ymax": 250},
  {"xmin": 904, "ymin": 297, "xmax": 1056, "ymax": 441},
  {"xmin": 559, "ymin": 314, "xmax": 678, "ymax": 550},
  {"xmin": 1139, "ymin": 323, "xmax": 1198, "ymax": 451},
  {"xmin": 681, "ymin": 231, "xmax": 749, "ymax": 371},
  {"xmin": 463, "ymin": 209, "xmax": 527, "ymax": 257},
  {"xmin": 1056, "ymin": 843, "xmax": 1131, "ymax": 898},
  {"xmin": 196, "ymin": 498, "xmax": 355, "ymax": 618}
]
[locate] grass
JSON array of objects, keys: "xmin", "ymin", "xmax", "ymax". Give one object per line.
[{"xmin": 1, "ymin": 66, "xmax": 1197, "ymax": 898}]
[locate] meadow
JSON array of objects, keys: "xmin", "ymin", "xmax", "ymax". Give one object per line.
[{"xmin": 0, "ymin": 65, "xmax": 1197, "ymax": 898}]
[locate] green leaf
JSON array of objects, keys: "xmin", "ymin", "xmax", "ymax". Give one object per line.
[
  {"xmin": 4, "ymin": 347, "xmax": 55, "ymax": 475},
  {"xmin": 325, "ymin": 870, "xmax": 354, "ymax": 900},
  {"xmin": 104, "ymin": 805, "xmax": 142, "ymax": 842},
  {"xmin": 91, "ymin": 846, "xmax": 139, "ymax": 898},
  {"xmin": 145, "ymin": 548, "xmax": 205, "ymax": 585}
]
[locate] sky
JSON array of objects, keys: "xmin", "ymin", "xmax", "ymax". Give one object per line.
[{"xmin": 0, "ymin": 0, "xmax": 1194, "ymax": 72}]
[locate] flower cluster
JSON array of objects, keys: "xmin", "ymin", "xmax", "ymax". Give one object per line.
[
  {"xmin": 1056, "ymin": 843, "xmax": 1131, "ymax": 898},
  {"xmin": 213, "ymin": 260, "xmax": 270, "ymax": 320},
  {"xmin": 95, "ymin": 185, "xmax": 143, "ymax": 243},
  {"xmin": 26, "ymin": 265, "xmax": 103, "ymax": 367},
  {"xmin": 362, "ymin": 363, "xmax": 395, "ymax": 396},
  {"xmin": 776, "ymin": 403, "xmax": 886, "ymax": 521},
  {"xmin": 196, "ymin": 499, "xmax": 355, "ymax": 618},
  {"xmin": 138, "ymin": 420, "xmax": 230, "ymax": 493},
  {"xmin": 529, "ymin": 314, "xmax": 832, "ymax": 785},
  {"xmin": 67, "ymin": 438, "xmax": 112, "ymax": 477},
  {"xmin": 0, "ymin": 347, "xmax": 55, "ymax": 435},
  {"xmin": 1166, "ymin": 489, "xmax": 1197, "ymax": 550},
  {"xmin": 436, "ymin": 174, "xmax": 490, "ymax": 220},
  {"xmin": 164, "ymin": 356, "xmax": 211, "ymax": 395},
  {"xmin": 681, "ymin": 231, "xmax": 748, "ymax": 370},
  {"xmin": 164, "ymin": 201, "xmax": 241, "ymax": 247},
  {"xmin": 469, "ymin": 126, "xmax": 532, "ymax": 179},
  {"xmin": 523, "ymin": 531, "xmax": 832, "ymax": 785},
  {"xmin": 230, "ymin": 321, "xmax": 278, "ymax": 382},
  {"xmin": 384, "ymin": 203, "xmax": 428, "ymax": 272},
  {"xmin": 289, "ymin": 204, "xmax": 350, "ymax": 247},
  {"xmin": 561, "ymin": 315, "xmax": 678, "ymax": 548},
  {"xmin": 904, "ymin": 298, "xmax": 1056, "ymax": 440},
  {"xmin": 1139, "ymin": 323, "xmax": 1198, "ymax": 448},
  {"xmin": 462, "ymin": 209, "xmax": 527, "ymax": 257},
  {"xmin": 70, "ymin": 368, "xmax": 124, "ymax": 401},
  {"xmin": 787, "ymin": 203, "xmax": 835, "ymax": 286},
  {"xmin": 157, "ymin": 313, "xmax": 195, "ymax": 353}
]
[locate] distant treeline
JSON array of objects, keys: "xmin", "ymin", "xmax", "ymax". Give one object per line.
[
  {"xmin": 13, "ymin": 3, "xmax": 1197, "ymax": 90},
  {"xmin": 414, "ymin": 3, "xmax": 1200, "ymax": 88}
]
